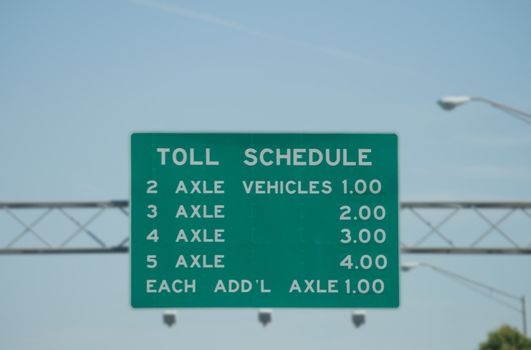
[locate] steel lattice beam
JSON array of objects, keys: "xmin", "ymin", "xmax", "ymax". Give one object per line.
[{"xmin": 1, "ymin": 201, "xmax": 530, "ymax": 255}]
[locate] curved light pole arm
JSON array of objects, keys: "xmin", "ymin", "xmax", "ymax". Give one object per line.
[
  {"xmin": 438, "ymin": 95, "xmax": 531, "ymax": 125},
  {"xmin": 471, "ymin": 97, "xmax": 531, "ymax": 120},
  {"xmin": 420, "ymin": 262, "xmax": 521, "ymax": 300},
  {"xmin": 404, "ymin": 262, "xmax": 528, "ymax": 336}
]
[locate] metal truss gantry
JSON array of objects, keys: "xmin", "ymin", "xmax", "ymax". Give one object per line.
[{"xmin": 0, "ymin": 201, "xmax": 530, "ymax": 255}]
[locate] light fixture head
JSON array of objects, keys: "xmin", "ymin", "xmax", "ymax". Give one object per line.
[
  {"xmin": 162, "ymin": 310, "xmax": 177, "ymax": 327},
  {"xmin": 401, "ymin": 262, "xmax": 420, "ymax": 272},
  {"xmin": 351, "ymin": 310, "xmax": 366, "ymax": 328},
  {"xmin": 258, "ymin": 308, "xmax": 273, "ymax": 327},
  {"xmin": 437, "ymin": 96, "xmax": 472, "ymax": 110}
]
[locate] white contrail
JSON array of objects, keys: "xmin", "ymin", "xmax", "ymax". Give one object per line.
[
  {"xmin": 131, "ymin": 0, "xmax": 249, "ymax": 31},
  {"xmin": 130, "ymin": 0, "xmax": 407, "ymax": 71}
]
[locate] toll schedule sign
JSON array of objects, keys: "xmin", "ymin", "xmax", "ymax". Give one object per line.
[{"xmin": 131, "ymin": 133, "xmax": 399, "ymax": 308}]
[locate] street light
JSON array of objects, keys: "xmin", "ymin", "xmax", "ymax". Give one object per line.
[
  {"xmin": 437, "ymin": 96, "xmax": 472, "ymax": 110},
  {"xmin": 402, "ymin": 261, "xmax": 528, "ymax": 336},
  {"xmin": 437, "ymin": 96, "xmax": 531, "ymax": 125}
]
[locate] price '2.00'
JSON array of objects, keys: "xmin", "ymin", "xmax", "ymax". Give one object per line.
[{"xmin": 339, "ymin": 205, "xmax": 386, "ymax": 221}]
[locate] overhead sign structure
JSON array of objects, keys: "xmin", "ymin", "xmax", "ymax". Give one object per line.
[{"xmin": 131, "ymin": 133, "xmax": 399, "ymax": 308}]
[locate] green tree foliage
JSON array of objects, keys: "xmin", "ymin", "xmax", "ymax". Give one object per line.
[{"xmin": 480, "ymin": 325, "xmax": 531, "ymax": 350}]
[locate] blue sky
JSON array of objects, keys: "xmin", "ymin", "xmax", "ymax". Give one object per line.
[{"xmin": 1, "ymin": 0, "xmax": 531, "ymax": 349}]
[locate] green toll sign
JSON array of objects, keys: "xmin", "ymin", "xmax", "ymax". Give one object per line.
[{"xmin": 131, "ymin": 133, "xmax": 399, "ymax": 308}]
